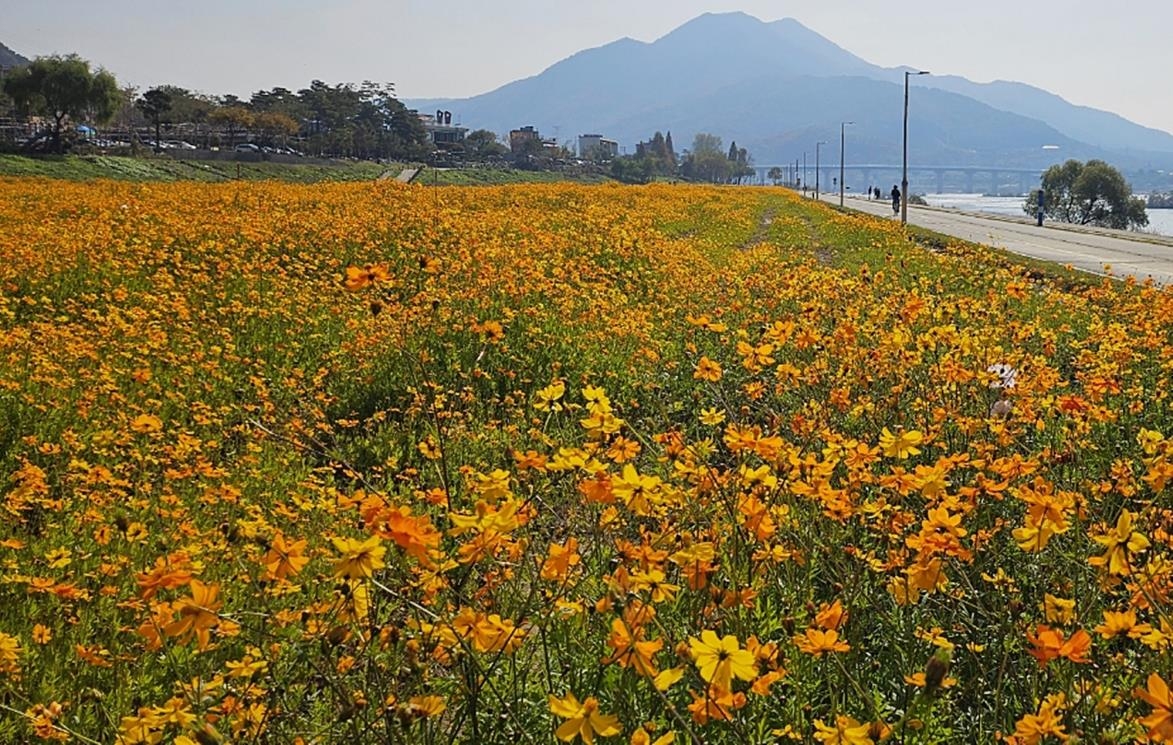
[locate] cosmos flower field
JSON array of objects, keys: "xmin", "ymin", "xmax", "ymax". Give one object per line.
[{"xmin": 1, "ymin": 179, "xmax": 1172, "ymax": 743}]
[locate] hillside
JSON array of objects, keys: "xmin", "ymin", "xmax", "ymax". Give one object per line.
[
  {"xmin": 0, "ymin": 41, "xmax": 29, "ymax": 69},
  {"xmin": 409, "ymin": 12, "xmax": 1173, "ymax": 168}
]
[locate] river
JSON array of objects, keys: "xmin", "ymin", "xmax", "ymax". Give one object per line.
[{"xmin": 922, "ymin": 193, "xmax": 1173, "ymax": 238}]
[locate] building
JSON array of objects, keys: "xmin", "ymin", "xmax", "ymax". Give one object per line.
[
  {"xmin": 417, "ymin": 110, "xmax": 468, "ymax": 149},
  {"xmin": 578, "ymin": 134, "xmax": 619, "ymax": 160},
  {"xmin": 510, "ymin": 126, "xmax": 542, "ymax": 154}
]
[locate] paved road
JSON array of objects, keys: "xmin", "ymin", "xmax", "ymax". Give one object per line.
[{"xmin": 808, "ymin": 190, "xmax": 1173, "ymax": 285}]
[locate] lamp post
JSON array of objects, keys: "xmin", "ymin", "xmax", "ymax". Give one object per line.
[
  {"xmin": 840, "ymin": 121, "xmax": 854, "ymax": 207},
  {"xmin": 902, "ymin": 70, "xmax": 930, "ymax": 224},
  {"xmin": 815, "ymin": 141, "xmax": 826, "ymax": 199}
]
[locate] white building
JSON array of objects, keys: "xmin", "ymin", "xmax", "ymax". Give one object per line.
[{"xmin": 578, "ymin": 134, "xmax": 619, "ymax": 160}]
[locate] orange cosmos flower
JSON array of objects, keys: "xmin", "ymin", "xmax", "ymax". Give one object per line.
[
  {"xmin": 693, "ymin": 356, "xmax": 723, "ymax": 382},
  {"xmin": 793, "ymin": 628, "xmax": 851, "ymax": 656},
  {"xmin": 1026, "ymin": 625, "xmax": 1091, "ymax": 666},
  {"xmin": 163, "ymin": 580, "xmax": 222, "ymax": 650},
  {"xmin": 604, "ymin": 618, "xmax": 661, "ymax": 677},
  {"xmin": 344, "ymin": 263, "xmax": 390, "ymax": 291},
  {"xmin": 1135, "ymin": 673, "xmax": 1173, "ymax": 741},
  {"xmin": 261, "ymin": 533, "xmax": 309, "ymax": 581},
  {"xmin": 687, "ymin": 686, "xmax": 746, "ymax": 725}
]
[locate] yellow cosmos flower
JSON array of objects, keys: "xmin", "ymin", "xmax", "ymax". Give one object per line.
[
  {"xmin": 813, "ymin": 715, "xmax": 873, "ymax": 745},
  {"xmin": 694, "ymin": 356, "xmax": 723, "ymax": 382},
  {"xmin": 699, "ymin": 407, "xmax": 726, "ymax": 425},
  {"xmin": 548, "ymin": 692, "xmax": 622, "ymax": 743},
  {"xmin": 879, "ymin": 427, "xmax": 923, "ymax": 459},
  {"xmin": 331, "ymin": 535, "xmax": 386, "ymax": 579},
  {"xmin": 1090, "ymin": 509, "xmax": 1150, "ymax": 575},
  {"xmin": 688, "ymin": 630, "xmax": 757, "ymax": 691}
]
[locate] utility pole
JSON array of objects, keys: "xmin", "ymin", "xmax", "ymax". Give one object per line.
[
  {"xmin": 815, "ymin": 141, "xmax": 826, "ymax": 201},
  {"xmin": 840, "ymin": 122, "xmax": 854, "ymax": 207},
  {"xmin": 903, "ymin": 70, "xmax": 930, "ymax": 225}
]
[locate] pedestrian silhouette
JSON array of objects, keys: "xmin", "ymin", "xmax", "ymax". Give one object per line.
[{"xmin": 891, "ymin": 185, "xmax": 901, "ymax": 215}]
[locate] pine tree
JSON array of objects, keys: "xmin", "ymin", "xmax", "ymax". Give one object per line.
[{"xmin": 651, "ymin": 131, "xmax": 666, "ymax": 160}]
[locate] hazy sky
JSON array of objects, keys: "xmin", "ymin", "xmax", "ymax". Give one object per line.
[{"xmin": 5, "ymin": 0, "xmax": 1173, "ymax": 134}]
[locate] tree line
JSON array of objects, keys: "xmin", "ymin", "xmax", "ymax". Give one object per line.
[
  {"xmin": 611, "ymin": 131, "xmax": 755, "ymax": 184},
  {"xmin": 2, "ymin": 54, "xmax": 430, "ymax": 159}
]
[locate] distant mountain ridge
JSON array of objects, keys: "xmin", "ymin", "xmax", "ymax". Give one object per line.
[
  {"xmin": 408, "ymin": 13, "xmax": 1173, "ymax": 169},
  {"xmin": 0, "ymin": 41, "xmax": 30, "ymax": 69}
]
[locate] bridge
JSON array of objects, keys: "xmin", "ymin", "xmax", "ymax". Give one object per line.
[{"xmin": 754, "ymin": 164, "xmax": 1046, "ymax": 194}]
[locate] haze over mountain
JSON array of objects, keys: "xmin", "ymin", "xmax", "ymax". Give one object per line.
[
  {"xmin": 408, "ymin": 12, "xmax": 1173, "ymax": 169},
  {"xmin": 0, "ymin": 41, "xmax": 30, "ymax": 69}
]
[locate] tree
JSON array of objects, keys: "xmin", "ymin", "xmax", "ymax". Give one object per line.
[
  {"xmin": 464, "ymin": 129, "xmax": 506, "ymax": 159},
  {"xmin": 291, "ymin": 79, "xmax": 426, "ymax": 160},
  {"xmin": 1025, "ymin": 159, "xmax": 1149, "ymax": 230},
  {"xmin": 691, "ymin": 133, "xmax": 722, "ymax": 158},
  {"xmin": 682, "ymin": 133, "xmax": 732, "ymax": 183},
  {"xmin": 767, "ymin": 167, "xmax": 783, "ymax": 185},
  {"xmin": 3, "ymin": 55, "xmax": 119, "ymax": 152},
  {"xmin": 136, "ymin": 87, "xmax": 173, "ymax": 151},
  {"xmin": 611, "ymin": 155, "xmax": 653, "ymax": 184},
  {"xmin": 208, "ymin": 106, "xmax": 255, "ymax": 148},
  {"xmin": 254, "ymin": 111, "xmax": 300, "ymax": 146}
]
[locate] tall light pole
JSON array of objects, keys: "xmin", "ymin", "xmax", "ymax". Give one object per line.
[
  {"xmin": 840, "ymin": 121, "xmax": 854, "ymax": 207},
  {"xmin": 803, "ymin": 152, "xmax": 807, "ymax": 195},
  {"xmin": 902, "ymin": 70, "xmax": 930, "ymax": 225},
  {"xmin": 815, "ymin": 141, "xmax": 826, "ymax": 199}
]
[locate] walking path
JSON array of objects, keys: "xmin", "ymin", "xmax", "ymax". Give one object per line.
[{"xmin": 812, "ymin": 191, "xmax": 1173, "ymax": 286}]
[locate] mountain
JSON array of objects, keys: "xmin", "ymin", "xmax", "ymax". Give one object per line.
[
  {"xmin": 918, "ymin": 76, "xmax": 1173, "ymax": 155},
  {"xmin": 0, "ymin": 41, "xmax": 30, "ymax": 69},
  {"xmin": 408, "ymin": 13, "xmax": 1173, "ymax": 169}
]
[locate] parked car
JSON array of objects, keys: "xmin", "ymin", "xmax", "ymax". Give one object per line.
[
  {"xmin": 234, "ymin": 143, "xmax": 260, "ymax": 153},
  {"xmin": 165, "ymin": 140, "xmax": 197, "ymax": 150}
]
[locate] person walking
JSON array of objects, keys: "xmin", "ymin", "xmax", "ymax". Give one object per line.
[{"xmin": 890, "ymin": 185, "xmax": 901, "ymax": 216}]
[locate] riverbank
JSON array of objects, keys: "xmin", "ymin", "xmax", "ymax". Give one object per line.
[{"xmin": 923, "ymin": 192, "xmax": 1173, "ymax": 237}]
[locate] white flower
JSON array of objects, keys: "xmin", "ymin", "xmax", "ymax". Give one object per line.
[{"xmin": 987, "ymin": 363, "xmax": 1018, "ymax": 390}]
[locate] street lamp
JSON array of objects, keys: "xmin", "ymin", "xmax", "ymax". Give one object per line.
[
  {"xmin": 815, "ymin": 141, "xmax": 826, "ymax": 199},
  {"xmin": 840, "ymin": 121, "xmax": 854, "ymax": 207},
  {"xmin": 902, "ymin": 70, "xmax": 930, "ymax": 225}
]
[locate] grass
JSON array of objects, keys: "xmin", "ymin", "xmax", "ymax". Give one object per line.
[
  {"xmin": 0, "ymin": 153, "xmax": 390, "ymax": 182},
  {"xmin": 0, "ymin": 180, "xmax": 1171, "ymax": 744},
  {"xmin": 0, "ymin": 154, "xmax": 614, "ymax": 186},
  {"xmin": 427, "ymin": 166, "xmax": 612, "ymax": 186}
]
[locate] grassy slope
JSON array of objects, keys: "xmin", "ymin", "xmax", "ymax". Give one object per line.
[
  {"xmin": 0, "ymin": 155, "xmax": 614, "ymax": 185},
  {"xmin": 0, "ymin": 154, "xmax": 391, "ymax": 183}
]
